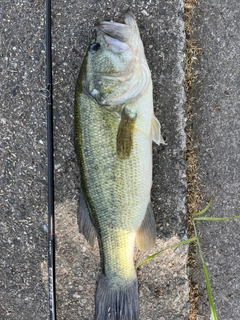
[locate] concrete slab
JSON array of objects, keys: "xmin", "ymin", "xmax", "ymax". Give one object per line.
[
  {"xmin": 0, "ymin": 1, "xmax": 48, "ymax": 319},
  {"xmin": 189, "ymin": 0, "xmax": 240, "ymax": 319},
  {"xmin": 0, "ymin": 0, "xmax": 188, "ymax": 319}
]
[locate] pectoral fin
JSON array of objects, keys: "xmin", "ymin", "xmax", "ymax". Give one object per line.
[
  {"xmin": 136, "ymin": 202, "xmax": 156, "ymax": 251},
  {"xmin": 77, "ymin": 187, "xmax": 98, "ymax": 247},
  {"xmin": 117, "ymin": 107, "xmax": 137, "ymax": 159},
  {"xmin": 151, "ymin": 116, "xmax": 165, "ymax": 145}
]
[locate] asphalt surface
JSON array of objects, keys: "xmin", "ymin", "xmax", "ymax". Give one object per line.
[
  {"xmin": 189, "ymin": 1, "xmax": 240, "ymax": 319},
  {"xmin": 1, "ymin": 0, "xmax": 239, "ymax": 319},
  {"xmin": 1, "ymin": 1, "xmax": 48, "ymax": 319},
  {"xmin": 1, "ymin": 0, "xmax": 188, "ymax": 319}
]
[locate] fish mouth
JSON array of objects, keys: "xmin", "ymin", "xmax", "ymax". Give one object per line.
[
  {"xmin": 95, "ymin": 10, "xmax": 137, "ymax": 43},
  {"xmin": 86, "ymin": 10, "xmax": 150, "ymax": 106}
]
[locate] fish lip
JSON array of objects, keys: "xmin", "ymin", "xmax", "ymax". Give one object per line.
[
  {"xmin": 94, "ymin": 11, "xmax": 136, "ymax": 43},
  {"xmin": 95, "ymin": 22, "xmax": 133, "ymax": 43}
]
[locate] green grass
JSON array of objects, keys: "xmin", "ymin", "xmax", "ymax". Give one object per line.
[
  {"xmin": 135, "ymin": 237, "xmax": 198, "ymax": 269},
  {"xmin": 137, "ymin": 200, "xmax": 240, "ymax": 320}
]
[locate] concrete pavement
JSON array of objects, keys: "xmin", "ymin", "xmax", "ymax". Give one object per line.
[
  {"xmin": 1, "ymin": 0, "xmax": 188, "ymax": 319},
  {"xmin": 189, "ymin": 0, "xmax": 240, "ymax": 319},
  {"xmin": 1, "ymin": 0, "xmax": 239, "ymax": 319}
]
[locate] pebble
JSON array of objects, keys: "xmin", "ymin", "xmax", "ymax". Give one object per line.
[{"xmin": 141, "ymin": 9, "xmax": 149, "ymax": 16}]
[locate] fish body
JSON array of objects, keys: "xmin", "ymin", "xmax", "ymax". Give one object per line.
[{"xmin": 74, "ymin": 11, "xmax": 163, "ymax": 320}]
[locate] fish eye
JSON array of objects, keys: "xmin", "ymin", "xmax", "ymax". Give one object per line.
[{"xmin": 89, "ymin": 43, "xmax": 100, "ymax": 54}]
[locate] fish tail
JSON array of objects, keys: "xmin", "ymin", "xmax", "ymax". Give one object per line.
[{"xmin": 95, "ymin": 274, "xmax": 139, "ymax": 320}]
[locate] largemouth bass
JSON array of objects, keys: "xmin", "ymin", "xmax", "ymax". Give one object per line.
[{"xmin": 74, "ymin": 10, "xmax": 164, "ymax": 320}]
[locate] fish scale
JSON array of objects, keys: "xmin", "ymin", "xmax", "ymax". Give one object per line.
[{"xmin": 78, "ymin": 96, "xmax": 151, "ymax": 228}]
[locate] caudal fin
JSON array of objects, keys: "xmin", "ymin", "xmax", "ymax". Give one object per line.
[{"xmin": 95, "ymin": 274, "xmax": 139, "ymax": 320}]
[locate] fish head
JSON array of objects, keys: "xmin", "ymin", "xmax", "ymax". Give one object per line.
[
  {"xmin": 87, "ymin": 20, "xmax": 133, "ymax": 74},
  {"xmin": 84, "ymin": 11, "xmax": 151, "ymax": 106}
]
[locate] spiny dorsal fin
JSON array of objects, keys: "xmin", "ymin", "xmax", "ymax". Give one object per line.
[
  {"xmin": 151, "ymin": 115, "xmax": 165, "ymax": 145},
  {"xmin": 136, "ymin": 201, "xmax": 156, "ymax": 251},
  {"xmin": 117, "ymin": 107, "xmax": 137, "ymax": 159}
]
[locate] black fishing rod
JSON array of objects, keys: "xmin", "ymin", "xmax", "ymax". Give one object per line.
[{"xmin": 45, "ymin": 0, "xmax": 56, "ymax": 319}]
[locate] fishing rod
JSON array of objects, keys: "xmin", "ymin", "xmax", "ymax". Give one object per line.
[{"xmin": 45, "ymin": 0, "xmax": 57, "ymax": 319}]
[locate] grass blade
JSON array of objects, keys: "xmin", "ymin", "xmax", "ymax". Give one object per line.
[
  {"xmin": 192, "ymin": 220, "xmax": 218, "ymax": 320},
  {"xmin": 203, "ymin": 264, "xmax": 218, "ymax": 320},
  {"xmin": 191, "ymin": 199, "xmax": 212, "ymax": 217},
  {"xmin": 194, "ymin": 216, "xmax": 240, "ymax": 221},
  {"xmin": 135, "ymin": 237, "xmax": 197, "ymax": 269}
]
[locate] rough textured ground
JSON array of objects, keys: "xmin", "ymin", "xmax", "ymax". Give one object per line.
[
  {"xmin": 3, "ymin": 1, "xmax": 239, "ymax": 320},
  {"xmin": 189, "ymin": 0, "xmax": 240, "ymax": 319},
  {"xmin": 0, "ymin": 1, "xmax": 48, "ymax": 319},
  {"xmin": 1, "ymin": 0, "xmax": 188, "ymax": 319}
]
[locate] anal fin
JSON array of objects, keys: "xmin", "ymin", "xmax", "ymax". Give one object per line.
[
  {"xmin": 136, "ymin": 202, "xmax": 156, "ymax": 251},
  {"xmin": 77, "ymin": 188, "xmax": 98, "ymax": 247}
]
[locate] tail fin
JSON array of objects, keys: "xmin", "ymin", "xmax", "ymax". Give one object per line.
[{"xmin": 95, "ymin": 274, "xmax": 139, "ymax": 320}]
